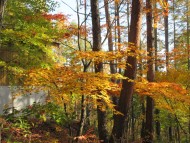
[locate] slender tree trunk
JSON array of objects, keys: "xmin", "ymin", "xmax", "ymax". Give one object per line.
[
  {"xmin": 104, "ymin": 0, "xmax": 117, "ymax": 106},
  {"xmin": 187, "ymin": 1, "xmax": 190, "ymax": 142},
  {"xmin": 0, "ymin": 0, "xmax": 8, "ymax": 86},
  {"xmin": 139, "ymin": 40, "xmax": 146, "ymax": 140},
  {"xmin": 77, "ymin": 95, "xmax": 86, "ymax": 138},
  {"xmin": 76, "ymin": 0, "xmax": 92, "ymax": 137},
  {"xmin": 187, "ymin": 0, "xmax": 190, "ymax": 70},
  {"xmin": 0, "ymin": 0, "xmax": 7, "ymax": 29},
  {"xmin": 154, "ymin": 1, "xmax": 161, "ymax": 141},
  {"xmin": 90, "ymin": 0, "xmax": 109, "ymax": 142},
  {"xmin": 164, "ymin": 1, "xmax": 173, "ymax": 141},
  {"xmin": 83, "ymin": 0, "xmax": 91, "ymax": 128},
  {"xmin": 169, "ymin": 120, "xmax": 173, "ymax": 142},
  {"xmin": 165, "ymin": 0, "xmax": 169, "ymax": 69},
  {"xmin": 141, "ymin": 98, "xmax": 146, "ymax": 139},
  {"xmin": 173, "ymin": 0, "xmax": 177, "ymax": 69},
  {"xmin": 155, "ymin": 109, "xmax": 161, "ymax": 141},
  {"xmin": 154, "ymin": 2, "xmax": 158, "ymax": 72},
  {"xmin": 110, "ymin": 0, "xmax": 142, "ymax": 142},
  {"xmin": 115, "ymin": 1, "xmax": 122, "ymax": 74},
  {"xmin": 104, "ymin": 0, "xmax": 116, "ymax": 75},
  {"xmin": 76, "ymin": 0, "xmax": 85, "ymax": 138},
  {"xmin": 127, "ymin": 0, "xmax": 130, "ymax": 35},
  {"xmin": 143, "ymin": 0, "xmax": 154, "ymax": 142},
  {"xmin": 131, "ymin": 97, "xmax": 135, "ymax": 142},
  {"xmin": 176, "ymin": 125, "xmax": 181, "ymax": 143}
]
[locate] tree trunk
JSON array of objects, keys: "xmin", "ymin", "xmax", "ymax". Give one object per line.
[
  {"xmin": 104, "ymin": 0, "xmax": 116, "ymax": 75},
  {"xmin": 90, "ymin": 0, "xmax": 109, "ymax": 142},
  {"xmin": 165, "ymin": 0, "xmax": 169, "ymax": 69},
  {"xmin": 0, "ymin": 0, "xmax": 8, "ymax": 85},
  {"xmin": 164, "ymin": 1, "xmax": 173, "ymax": 141},
  {"xmin": 110, "ymin": 0, "xmax": 142, "ymax": 142},
  {"xmin": 115, "ymin": 1, "xmax": 122, "ymax": 74},
  {"xmin": 141, "ymin": 98, "xmax": 146, "ymax": 139},
  {"xmin": 131, "ymin": 97, "xmax": 135, "ymax": 142},
  {"xmin": 173, "ymin": 0, "xmax": 177, "ymax": 69},
  {"xmin": 169, "ymin": 122, "xmax": 173, "ymax": 142},
  {"xmin": 154, "ymin": 1, "xmax": 161, "ymax": 141},
  {"xmin": 104, "ymin": 0, "xmax": 117, "ymax": 106},
  {"xmin": 0, "ymin": 0, "xmax": 7, "ymax": 28},
  {"xmin": 144, "ymin": 0, "xmax": 154, "ymax": 142},
  {"xmin": 187, "ymin": 1, "xmax": 190, "ymax": 142},
  {"xmin": 77, "ymin": 95, "xmax": 86, "ymax": 139},
  {"xmin": 155, "ymin": 109, "xmax": 161, "ymax": 141},
  {"xmin": 187, "ymin": 0, "xmax": 190, "ymax": 70}
]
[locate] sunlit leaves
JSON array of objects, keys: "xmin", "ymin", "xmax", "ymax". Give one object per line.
[
  {"xmin": 23, "ymin": 65, "xmax": 125, "ymax": 111},
  {"xmin": 136, "ymin": 78, "xmax": 190, "ymax": 114}
]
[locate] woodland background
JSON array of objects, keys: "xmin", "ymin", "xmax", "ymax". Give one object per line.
[{"xmin": 0, "ymin": 0, "xmax": 190, "ymax": 143}]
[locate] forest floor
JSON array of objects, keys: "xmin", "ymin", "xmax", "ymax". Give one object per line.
[
  {"xmin": 0, "ymin": 117, "xmax": 99, "ymax": 143},
  {"xmin": 1, "ymin": 118, "xmax": 70, "ymax": 143}
]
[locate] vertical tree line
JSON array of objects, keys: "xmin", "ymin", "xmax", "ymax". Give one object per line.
[{"xmin": 2, "ymin": 0, "xmax": 190, "ymax": 142}]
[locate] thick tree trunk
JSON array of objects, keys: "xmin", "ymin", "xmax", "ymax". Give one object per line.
[
  {"xmin": 110, "ymin": 0, "xmax": 142, "ymax": 142},
  {"xmin": 90, "ymin": 0, "xmax": 109, "ymax": 142},
  {"xmin": 144, "ymin": 0, "xmax": 154, "ymax": 142}
]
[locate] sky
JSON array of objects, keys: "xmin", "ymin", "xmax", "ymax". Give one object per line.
[{"xmin": 54, "ymin": 0, "xmax": 77, "ymax": 22}]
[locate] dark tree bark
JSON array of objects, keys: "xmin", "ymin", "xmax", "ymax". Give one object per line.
[
  {"xmin": 143, "ymin": 0, "xmax": 154, "ymax": 142},
  {"xmin": 141, "ymin": 98, "xmax": 146, "ymax": 139},
  {"xmin": 90, "ymin": 0, "xmax": 109, "ymax": 142},
  {"xmin": 131, "ymin": 96, "xmax": 135, "ymax": 141},
  {"xmin": 155, "ymin": 109, "xmax": 161, "ymax": 141},
  {"xmin": 164, "ymin": 0, "xmax": 173, "ymax": 141},
  {"xmin": 77, "ymin": 95, "xmax": 86, "ymax": 139},
  {"xmin": 154, "ymin": 2, "xmax": 161, "ymax": 141},
  {"xmin": 110, "ymin": 0, "xmax": 143, "ymax": 142}
]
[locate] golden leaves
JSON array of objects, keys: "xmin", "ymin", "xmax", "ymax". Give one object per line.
[
  {"xmin": 135, "ymin": 80, "xmax": 190, "ymax": 113},
  {"xmin": 23, "ymin": 65, "xmax": 126, "ymax": 109},
  {"xmin": 114, "ymin": 0, "xmax": 120, "ymax": 5}
]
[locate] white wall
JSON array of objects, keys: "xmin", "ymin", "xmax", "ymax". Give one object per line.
[{"xmin": 0, "ymin": 86, "xmax": 47, "ymax": 114}]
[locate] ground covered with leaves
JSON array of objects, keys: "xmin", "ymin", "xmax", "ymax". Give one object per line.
[{"xmin": 0, "ymin": 102, "xmax": 99, "ymax": 143}]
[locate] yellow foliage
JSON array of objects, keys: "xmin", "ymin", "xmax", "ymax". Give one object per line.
[
  {"xmin": 23, "ymin": 65, "xmax": 124, "ymax": 111},
  {"xmin": 135, "ymin": 79, "xmax": 190, "ymax": 114}
]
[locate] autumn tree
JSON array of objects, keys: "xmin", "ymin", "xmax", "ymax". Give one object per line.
[
  {"xmin": 143, "ymin": 0, "xmax": 154, "ymax": 142},
  {"xmin": 0, "ymin": 0, "xmax": 61, "ymax": 85},
  {"xmin": 111, "ymin": 0, "xmax": 143, "ymax": 142},
  {"xmin": 90, "ymin": 0, "xmax": 109, "ymax": 142}
]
